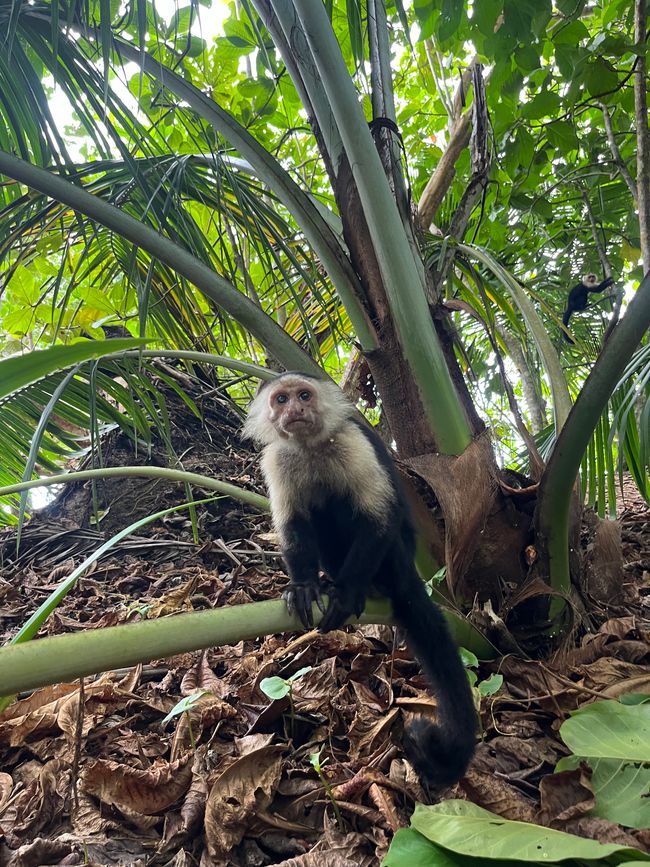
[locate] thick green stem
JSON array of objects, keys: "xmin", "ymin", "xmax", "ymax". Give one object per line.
[
  {"xmin": 289, "ymin": 0, "xmax": 472, "ymax": 454},
  {"xmin": 538, "ymin": 270, "xmax": 650, "ymax": 608},
  {"xmin": 0, "ymin": 598, "xmax": 493, "ymax": 696},
  {"xmin": 0, "ymin": 466, "xmax": 269, "ymax": 511}
]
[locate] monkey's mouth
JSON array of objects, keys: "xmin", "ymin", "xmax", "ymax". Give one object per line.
[{"xmin": 284, "ymin": 418, "xmax": 312, "ymax": 431}]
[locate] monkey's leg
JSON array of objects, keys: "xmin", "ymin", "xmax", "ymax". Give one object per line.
[
  {"xmin": 281, "ymin": 515, "xmax": 325, "ymax": 628},
  {"xmin": 319, "ymin": 518, "xmax": 393, "ymax": 631}
]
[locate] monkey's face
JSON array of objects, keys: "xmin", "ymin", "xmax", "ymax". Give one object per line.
[
  {"xmin": 583, "ymin": 273, "xmax": 597, "ymax": 286},
  {"xmin": 266, "ymin": 378, "xmax": 323, "ymax": 440}
]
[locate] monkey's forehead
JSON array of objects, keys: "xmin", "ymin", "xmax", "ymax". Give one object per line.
[{"xmin": 259, "ymin": 372, "xmax": 322, "ymax": 392}]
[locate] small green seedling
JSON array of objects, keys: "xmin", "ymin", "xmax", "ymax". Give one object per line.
[
  {"xmin": 459, "ymin": 648, "xmax": 503, "ymax": 729},
  {"xmin": 161, "ymin": 690, "xmax": 210, "ymax": 749},
  {"xmin": 309, "ymin": 748, "xmax": 344, "ymax": 829},
  {"xmin": 259, "ymin": 666, "xmax": 313, "ymax": 700},
  {"xmin": 259, "ymin": 666, "xmax": 312, "ymax": 737},
  {"xmin": 424, "ymin": 565, "xmax": 447, "ymax": 595}
]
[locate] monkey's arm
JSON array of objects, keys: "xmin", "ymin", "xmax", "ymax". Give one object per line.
[
  {"xmin": 319, "ymin": 516, "xmax": 395, "ymax": 632},
  {"xmin": 588, "ymin": 276, "xmax": 614, "ymax": 295},
  {"xmin": 281, "ymin": 515, "xmax": 324, "ymax": 628}
]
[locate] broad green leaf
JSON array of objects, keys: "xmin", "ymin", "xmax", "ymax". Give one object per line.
[
  {"xmin": 259, "ymin": 676, "xmax": 291, "ymax": 700},
  {"xmin": 478, "ymin": 673, "xmax": 503, "ymax": 696},
  {"xmin": 584, "ymin": 59, "xmax": 619, "ymax": 97},
  {"xmin": 0, "ymin": 339, "xmax": 147, "ymax": 401},
  {"xmin": 410, "ymin": 801, "xmax": 650, "ymax": 862},
  {"xmin": 223, "ymin": 18, "xmax": 254, "ymax": 47},
  {"xmin": 383, "ymin": 828, "xmax": 472, "ymax": 866},
  {"xmin": 545, "ymin": 120, "xmax": 579, "ymax": 153},
  {"xmin": 560, "ymin": 700, "xmax": 650, "ymax": 761},
  {"xmin": 555, "ymin": 0, "xmax": 586, "ymax": 17},
  {"xmin": 438, "ymin": 0, "xmax": 465, "ymax": 43},
  {"xmin": 413, "ymin": 0, "xmax": 439, "ymax": 41},
  {"xmin": 556, "ymin": 755, "xmax": 650, "ymax": 830},
  {"xmin": 522, "ymin": 90, "xmax": 561, "ymax": 119},
  {"xmin": 552, "ymin": 20, "xmax": 589, "ymax": 45}
]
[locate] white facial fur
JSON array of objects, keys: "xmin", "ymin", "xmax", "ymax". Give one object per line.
[
  {"xmin": 243, "ymin": 375, "xmax": 352, "ymax": 446},
  {"xmin": 243, "ymin": 373, "xmax": 394, "ymax": 531}
]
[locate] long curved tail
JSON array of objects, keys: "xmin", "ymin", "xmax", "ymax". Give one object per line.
[{"xmin": 391, "ymin": 573, "xmax": 477, "ymax": 791}]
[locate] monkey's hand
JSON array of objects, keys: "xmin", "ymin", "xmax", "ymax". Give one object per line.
[
  {"xmin": 283, "ymin": 582, "xmax": 325, "ymax": 629},
  {"xmin": 318, "ymin": 585, "xmax": 366, "ymax": 632}
]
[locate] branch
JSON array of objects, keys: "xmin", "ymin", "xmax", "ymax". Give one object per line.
[
  {"xmin": 599, "ymin": 103, "xmax": 637, "ymax": 203},
  {"xmin": 418, "ymin": 113, "xmax": 472, "ymax": 230},
  {"xmin": 0, "ymin": 596, "xmax": 495, "ymax": 696},
  {"xmin": 634, "ymin": 0, "xmax": 650, "ymax": 271},
  {"xmin": 418, "ymin": 59, "xmax": 489, "ymax": 230},
  {"xmin": 581, "ymin": 188, "xmax": 611, "ymax": 277}
]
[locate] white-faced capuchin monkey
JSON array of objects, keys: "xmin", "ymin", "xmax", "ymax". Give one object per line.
[
  {"xmin": 244, "ymin": 371, "xmax": 477, "ymax": 792},
  {"xmin": 562, "ymin": 273, "xmax": 614, "ymax": 339}
]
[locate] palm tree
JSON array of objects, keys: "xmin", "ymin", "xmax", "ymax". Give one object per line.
[{"xmin": 0, "ymin": 0, "xmax": 648, "ymax": 689}]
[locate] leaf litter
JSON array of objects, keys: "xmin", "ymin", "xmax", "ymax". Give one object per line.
[{"xmin": 0, "ymin": 376, "xmax": 648, "ymax": 866}]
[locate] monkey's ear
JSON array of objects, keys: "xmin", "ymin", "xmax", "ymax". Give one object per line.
[{"xmin": 242, "ymin": 385, "xmax": 275, "ymax": 444}]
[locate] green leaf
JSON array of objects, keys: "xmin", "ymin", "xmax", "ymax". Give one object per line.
[
  {"xmin": 161, "ymin": 690, "xmax": 210, "ymax": 725},
  {"xmin": 545, "ymin": 120, "xmax": 579, "ymax": 153},
  {"xmin": 347, "ymin": 0, "xmax": 363, "ymax": 64},
  {"xmin": 560, "ymin": 699, "xmax": 650, "ymax": 761},
  {"xmin": 555, "ymin": 0, "xmax": 586, "ymax": 16},
  {"xmin": 223, "ymin": 18, "xmax": 254, "ymax": 47},
  {"xmin": 438, "ymin": 0, "xmax": 465, "ymax": 43},
  {"xmin": 413, "ymin": 0, "xmax": 438, "ymax": 41},
  {"xmin": 0, "ymin": 339, "xmax": 148, "ymax": 401},
  {"xmin": 552, "ymin": 19, "xmax": 589, "ymax": 45},
  {"xmin": 259, "ymin": 675, "xmax": 290, "ymax": 700},
  {"xmin": 410, "ymin": 801, "xmax": 650, "ymax": 862},
  {"xmin": 471, "ymin": 0, "xmax": 502, "ymax": 39},
  {"xmin": 382, "ymin": 828, "xmax": 465, "ymax": 867},
  {"xmin": 514, "ymin": 44, "xmax": 540, "ymax": 74},
  {"xmin": 602, "ymin": 0, "xmax": 631, "ymax": 28},
  {"xmin": 522, "ymin": 90, "xmax": 561, "ymax": 120},
  {"xmin": 620, "ymin": 694, "xmax": 650, "ymax": 706},
  {"xmin": 584, "ymin": 59, "xmax": 619, "ymax": 97},
  {"xmin": 459, "ymin": 648, "xmax": 478, "ymax": 669},
  {"xmin": 478, "ymin": 673, "xmax": 503, "ymax": 696},
  {"xmin": 556, "ymin": 755, "xmax": 650, "ymax": 830},
  {"xmin": 288, "ymin": 665, "xmax": 312, "ymax": 683}
]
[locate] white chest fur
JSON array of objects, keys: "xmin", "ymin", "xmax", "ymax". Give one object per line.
[{"xmin": 261, "ymin": 423, "xmax": 393, "ymax": 530}]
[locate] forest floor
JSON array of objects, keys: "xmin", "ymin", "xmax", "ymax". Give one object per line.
[{"xmin": 0, "ymin": 381, "xmax": 648, "ymax": 867}]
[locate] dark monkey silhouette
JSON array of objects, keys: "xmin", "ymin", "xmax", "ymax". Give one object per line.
[{"xmin": 562, "ymin": 273, "xmax": 614, "ymax": 340}]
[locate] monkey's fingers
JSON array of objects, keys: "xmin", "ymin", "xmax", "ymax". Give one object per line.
[
  {"xmin": 319, "ymin": 598, "xmax": 350, "ymax": 632},
  {"xmin": 283, "ymin": 585, "xmax": 322, "ymax": 629}
]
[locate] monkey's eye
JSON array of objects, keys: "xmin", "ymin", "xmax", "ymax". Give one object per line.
[
  {"xmin": 298, "ymin": 390, "xmax": 311, "ymax": 401},
  {"xmin": 276, "ymin": 394, "xmax": 288, "ymax": 404}
]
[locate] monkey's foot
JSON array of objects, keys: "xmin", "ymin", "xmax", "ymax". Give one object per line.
[
  {"xmin": 318, "ymin": 586, "xmax": 365, "ymax": 632},
  {"xmin": 283, "ymin": 583, "xmax": 325, "ymax": 629}
]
